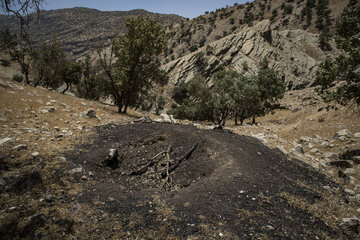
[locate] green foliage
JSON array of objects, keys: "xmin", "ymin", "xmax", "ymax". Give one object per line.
[
  {"xmin": 12, "ymin": 74, "xmax": 23, "ymax": 82},
  {"xmin": 171, "ymin": 67, "xmax": 285, "ymax": 125},
  {"xmin": 316, "ymin": 4, "xmax": 360, "ymax": 106},
  {"xmin": 0, "ymin": 58, "xmax": 10, "ymax": 66},
  {"xmin": 155, "ymin": 96, "xmax": 166, "ymax": 115},
  {"xmin": 76, "ymin": 55, "xmax": 100, "ymax": 100},
  {"xmin": 103, "ymin": 16, "xmax": 166, "ymax": 113}
]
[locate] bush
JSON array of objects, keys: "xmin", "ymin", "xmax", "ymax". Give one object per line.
[
  {"xmin": 0, "ymin": 58, "xmax": 10, "ymax": 67},
  {"xmin": 12, "ymin": 74, "xmax": 23, "ymax": 82}
]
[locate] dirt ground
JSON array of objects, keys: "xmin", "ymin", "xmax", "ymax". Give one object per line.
[
  {"xmin": 0, "ymin": 68, "xmax": 359, "ymax": 239},
  {"xmin": 60, "ymin": 122, "xmax": 355, "ymax": 239}
]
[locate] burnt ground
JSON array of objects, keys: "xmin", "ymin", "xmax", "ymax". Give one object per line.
[{"xmin": 65, "ymin": 122, "xmax": 354, "ymax": 239}]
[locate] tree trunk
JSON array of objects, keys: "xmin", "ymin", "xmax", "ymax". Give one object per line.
[
  {"xmin": 234, "ymin": 111, "xmax": 238, "ymax": 125},
  {"xmin": 252, "ymin": 116, "xmax": 256, "ymax": 125},
  {"xmin": 123, "ymin": 105, "xmax": 128, "ymax": 114}
]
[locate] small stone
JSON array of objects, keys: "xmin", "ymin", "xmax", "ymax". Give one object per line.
[
  {"xmin": 12, "ymin": 144, "xmax": 27, "ymax": 151},
  {"xmin": 85, "ymin": 109, "xmax": 96, "ymax": 118},
  {"xmin": 69, "ymin": 167, "xmax": 83, "ymax": 174},
  {"xmin": 340, "ymin": 218, "xmax": 360, "ymax": 227},
  {"xmin": 32, "ymin": 152, "xmax": 39, "ymax": 157},
  {"xmin": 59, "ymin": 156, "xmax": 66, "ymax": 162},
  {"xmin": 295, "ymin": 144, "xmax": 304, "ymax": 153},
  {"xmin": 334, "ymin": 129, "xmax": 352, "ymax": 140},
  {"xmin": 0, "ymin": 137, "xmax": 12, "ymax": 146},
  {"xmin": 266, "ymin": 225, "xmax": 275, "ymax": 230},
  {"xmin": 219, "ymin": 232, "xmax": 223, "ymax": 237},
  {"xmin": 45, "ymin": 194, "xmax": 53, "ymax": 202},
  {"xmin": 354, "ymin": 133, "xmax": 360, "ymax": 138},
  {"xmin": 81, "ymin": 175, "xmax": 88, "ymax": 180},
  {"xmin": 355, "ymin": 194, "xmax": 360, "ymax": 203},
  {"xmin": 345, "ymin": 189, "xmax": 355, "ymax": 195},
  {"xmin": 323, "ymin": 152, "xmax": 337, "ymax": 160},
  {"xmin": 88, "ymin": 172, "xmax": 94, "ymax": 176},
  {"xmin": 47, "ymin": 106, "xmax": 56, "ymax": 112},
  {"xmin": 0, "ymin": 178, "xmax": 7, "ymax": 186}
]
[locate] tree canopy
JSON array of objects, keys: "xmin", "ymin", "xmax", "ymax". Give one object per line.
[
  {"xmin": 315, "ymin": 1, "xmax": 360, "ymax": 106},
  {"xmin": 97, "ymin": 16, "xmax": 166, "ymax": 113}
]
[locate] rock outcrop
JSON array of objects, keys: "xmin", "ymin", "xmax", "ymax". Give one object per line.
[{"xmin": 162, "ymin": 20, "xmax": 337, "ymax": 90}]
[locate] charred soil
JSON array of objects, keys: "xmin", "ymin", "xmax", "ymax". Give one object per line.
[{"xmin": 64, "ymin": 122, "xmax": 354, "ymax": 239}]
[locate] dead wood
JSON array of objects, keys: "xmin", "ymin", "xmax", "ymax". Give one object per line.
[
  {"xmin": 129, "ymin": 150, "xmax": 167, "ymax": 176},
  {"xmin": 161, "ymin": 143, "xmax": 198, "ymax": 178}
]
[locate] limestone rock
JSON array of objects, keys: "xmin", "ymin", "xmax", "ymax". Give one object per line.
[
  {"xmin": 0, "ymin": 137, "xmax": 12, "ymax": 147},
  {"xmin": 333, "ymin": 129, "xmax": 352, "ymax": 141}
]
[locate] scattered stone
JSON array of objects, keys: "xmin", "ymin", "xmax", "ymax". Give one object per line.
[
  {"xmin": 85, "ymin": 109, "xmax": 96, "ymax": 118},
  {"xmin": 266, "ymin": 225, "xmax": 275, "ymax": 230},
  {"xmin": 354, "ymin": 133, "xmax": 360, "ymax": 138},
  {"xmin": 47, "ymin": 106, "xmax": 56, "ymax": 112},
  {"xmin": 310, "ymin": 148, "xmax": 320, "ymax": 155},
  {"xmin": 294, "ymin": 144, "xmax": 304, "ymax": 154},
  {"xmin": 323, "ymin": 186, "xmax": 331, "ymax": 191},
  {"xmin": 45, "ymin": 194, "xmax": 53, "ymax": 202},
  {"xmin": 323, "ymin": 152, "xmax": 337, "ymax": 160},
  {"xmin": 12, "ymin": 144, "xmax": 27, "ymax": 151},
  {"xmin": 345, "ymin": 189, "xmax": 355, "ymax": 195},
  {"xmin": 69, "ymin": 167, "xmax": 83, "ymax": 174},
  {"xmin": 81, "ymin": 175, "xmax": 88, "ymax": 180},
  {"xmin": 35, "ymin": 99, "xmax": 43, "ymax": 104},
  {"xmin": 340, "ymin": 218, "xmax": 360, "ymax": 232},
  {"xmin": 333, "ymin": 129, "xmax": 352, "ymax": 141},
  {"xmin": 252, "ymin": 133, "xmax": 267, "ymax": 145},
  {"xmin": 0, "ymin": 114, "xmax": 6, "ymax": 122},
  {"xmin": 59, "ymin": 156, "xmax": 66, "ymax": 162},
  {"xmin": 0, "ymin": 137, "xmax": 12, "ymax": 147},
  {"xmin": 0, "ymin": 79, "xmax": 8, "ymax": 88},
  {"xmin": 81, "ymin": 102, "xmax": 87, "ymax": 106},
  {"xmin": 102, "ymin": 149, "xmax": 119, "ymax": 169},
  {"xmin": 276, "ymin": 146, "xmax": 288, "ymax": 155},
  {"xmin": 32, "ymin": 152, "xmax": 40, "ymax": 157},
  {"xmin": 0, "ymin": 178, "xmax": 7, "ymax": 187},
  {"xmin": 355, "ymin": 194, "xmax": 360, "ymax": 203},
  {"xmin": 344, "ymin": 168, "xmax": 356, "ymax": 174},
  {"xmin": 299, "ymin": 136, "xmax": 311, "ymax": 143}
]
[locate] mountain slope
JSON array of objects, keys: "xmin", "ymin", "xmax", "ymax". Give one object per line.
[
  {"xmin": 0, "ymin": 7, "xmax": 185, "ymax": 59},
  {"xmin": 162, "ymin": 19, "xmax": 339, "ymax": 91}
]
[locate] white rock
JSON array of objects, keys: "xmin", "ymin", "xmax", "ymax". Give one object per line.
[
  {"xmin": 340, "ymin": 218, "xmax": 360, "ymax": 227},
  {"xmin": 334, "ymin": 129, "xmax": 352, "ymax": 140},
  {"xmin": 12, "ymin": 144, "xmax": 27, "ymax": 151},
  {"xmin": 69, "ymin": 167, "xmax": 83, "ymax": 174},
  {"xmin": 354, "ymin": 132, "xmax": 360, "ymax": 138},
  {"xmin": 345, "ymin": 189, "xmax": 355, "ymax": 195},
  {"xmin": 0, "ymin": 137, "xmax": 12, "ymax": 146},
  {"xmin": 32, "ymin": 152, "xmax": 39, "ymax": 157}
]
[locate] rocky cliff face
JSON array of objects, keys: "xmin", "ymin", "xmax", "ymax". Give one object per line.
[{"xmin": 162, "ymin": 20, "xmax": 338, "ymax": 90}]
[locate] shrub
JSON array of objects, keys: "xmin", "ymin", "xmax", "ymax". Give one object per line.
[
  {"xmin": 0, "ymin": 58, "xmax": 10, "ymax": 66},
  {"xmin": 12, "ymin": 74, "xmax": 23, "ymax": 82}
]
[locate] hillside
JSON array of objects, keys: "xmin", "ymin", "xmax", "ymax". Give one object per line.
[
  {"xmin": 1, "ymin": 63, "xmax": 360, "ymax": 238},
  {"xmin": 162, "ymin": 0, "xmax": 348, "ymax": 64},
  {"xmin": 0, "ymin": 7, "xmax": 185, "ymax": 59}
]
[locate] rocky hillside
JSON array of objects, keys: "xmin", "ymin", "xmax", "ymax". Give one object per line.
[
  {"xmin": 162, "ymin": 19, "xmax": 339, "ymax": 91},
  {"xmin": 162, "ymin": 0, "xmax": 348, "ymax": 64},
  {"xmin": 0, "ymin": 7, "xmax": 185, "ymax": 59},
  {"xmin": 159, "ymin": 0, "xmax": 350, "ymax": 91}
]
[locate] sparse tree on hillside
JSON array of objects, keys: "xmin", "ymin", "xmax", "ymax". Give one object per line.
[
  {"xmin": 315, "ymin": 3, "xmax": 360, "ymax": 106},
  {"xmin": 98, "ymin": 16, "xmax": 166, "ymax": 113}
]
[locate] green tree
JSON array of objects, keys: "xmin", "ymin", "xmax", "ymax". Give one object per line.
[
  {"xmin": 98, "ymin": 16, "xmax": 166, "ymax": 113},
  {"xmin": 315, "ymin": 3, "xmax": 360, "ymax": 106},
  {"xmin": 76, "ymin": 55, "xmax": 100, "ymax": 100}
]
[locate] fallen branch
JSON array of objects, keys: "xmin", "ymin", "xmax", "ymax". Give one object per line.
[
  {"xmin": 129, "ymin": 150, "xmax": 167, "ymax": 176},
  {"xmin": 161, "ymin": 143, "xmax": 198, "ymax": 178},
  {"xmin": 162, "ymin": 145, "xmax": 172, "ymax": 189}
]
